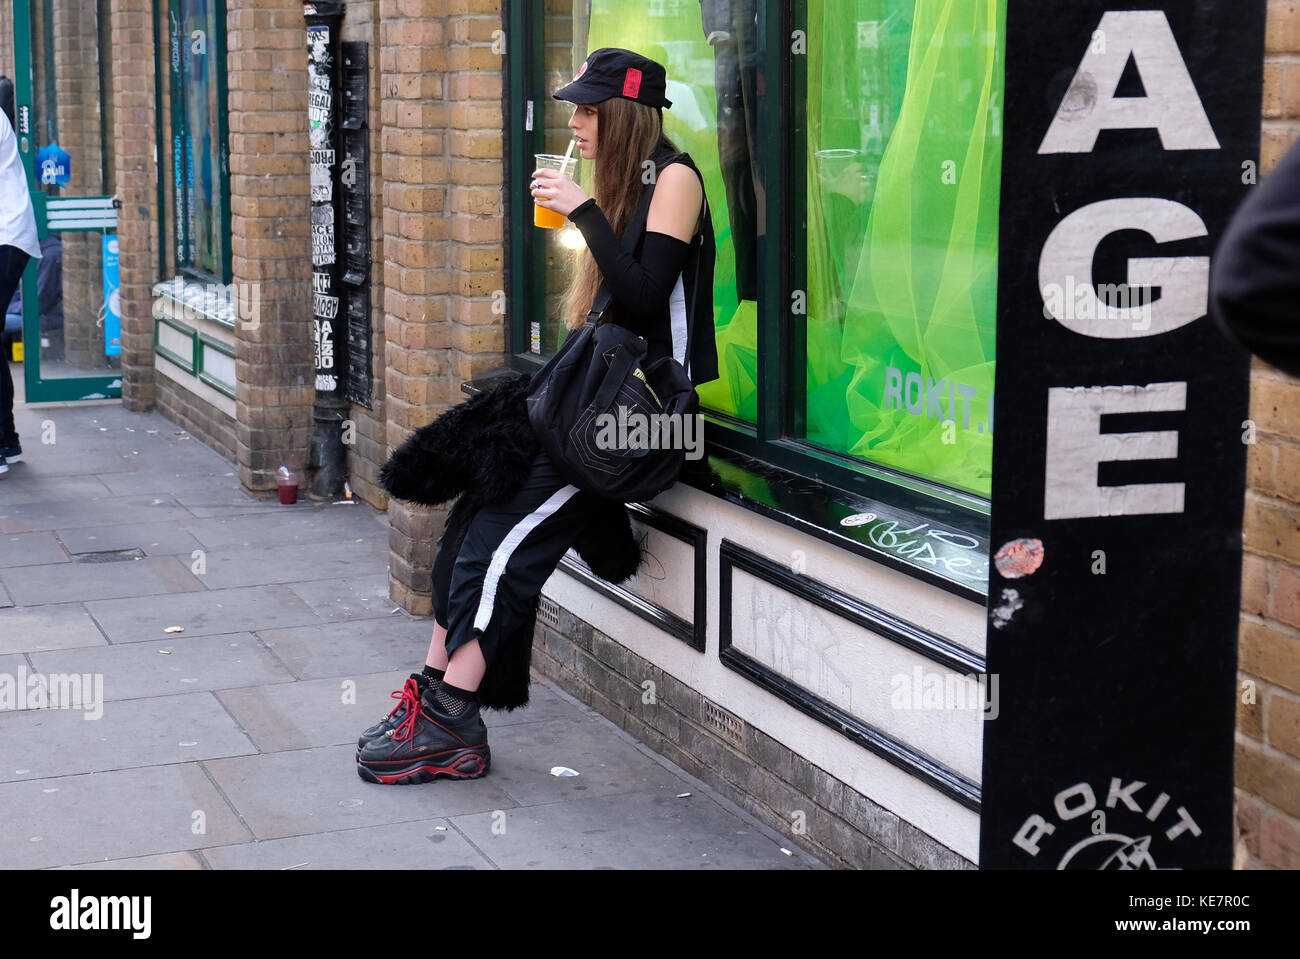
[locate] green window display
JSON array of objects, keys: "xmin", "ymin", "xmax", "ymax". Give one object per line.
[
  {"xmin": 542, "ymin": 0, "xmax": 1005, "ymax": 498},
  {"xmin": 805, "ymin": 0, "xmax": 1005, "ymax": 497}
]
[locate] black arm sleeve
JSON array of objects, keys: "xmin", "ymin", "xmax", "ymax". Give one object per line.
[
  {"xmin": 568, "ymin": 198, "xmax": 691, "ymax": 337},
  {"xmin": 1210, "ymin": 139, "xmax": 1300, "ymax": 378}
]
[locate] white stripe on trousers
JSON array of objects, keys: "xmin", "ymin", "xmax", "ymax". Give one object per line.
[{"xmin": 472, "ymin": 482, "xmax": 581, "ymax": 632}]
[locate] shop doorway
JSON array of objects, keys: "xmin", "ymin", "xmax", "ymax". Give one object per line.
[{"xmin": 7, "ymin": 0, "xmax": 121, "ymax": 402}]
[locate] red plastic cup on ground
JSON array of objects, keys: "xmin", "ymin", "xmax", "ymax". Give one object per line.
[{"xmin": 277, "ymin": 469, "xmax": 298, "ymax": 505}]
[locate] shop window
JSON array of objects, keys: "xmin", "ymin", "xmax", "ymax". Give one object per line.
[
  {"xmin": 165, "ymin": 0, "xmax": 230, "ymax": 284},
  {"xmin": 802, "ymin": 0, "xmax": 1004, "ymax": 498},
  {"xmin": 514, "ymin": 0, "xmax": 1003, "ymax": 510}
]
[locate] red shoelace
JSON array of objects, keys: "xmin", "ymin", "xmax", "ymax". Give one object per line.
[{"xmin": 389, "ymin": 677, "xmax": 422, "ymax": 742}]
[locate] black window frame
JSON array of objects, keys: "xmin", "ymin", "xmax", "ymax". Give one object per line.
[{"xmin": 164, "ymin": 0, "xmax": 232, "ymax": 287}]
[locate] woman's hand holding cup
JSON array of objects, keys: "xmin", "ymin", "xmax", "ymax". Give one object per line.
[{"xmin": 530, "ymin": 167, "xmax": 589, "ymax": 219}]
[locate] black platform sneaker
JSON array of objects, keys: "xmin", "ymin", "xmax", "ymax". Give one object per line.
[
  {"xmin": 356, "ymin": 688, "xmax": 489, "ymax": 784},
  {"xmin": 356, "ymin": 673, "xmax": 430, "ymax": 749}
]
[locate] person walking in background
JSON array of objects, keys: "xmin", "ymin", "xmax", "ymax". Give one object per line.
[{"xmin": 0, "ymin": 76, "xmax": 43, "ymax": 476}]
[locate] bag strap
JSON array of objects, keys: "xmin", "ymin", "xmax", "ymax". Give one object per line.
[
  {"xmin": 587, "ymin": 167, "xmax": 660, "ymax": 323},
  {"xmin": 586, "ymin": 151, "xmax": 709, "ymax": 382},
  {"xmin": 526, "ymin": 320, "xmax": 592, "ymax": 394},
  {"xmin": 591, "ymin": 340, "xmax": 641, "ymax": 412}
]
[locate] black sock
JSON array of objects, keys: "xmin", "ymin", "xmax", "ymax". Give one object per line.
[
  {"xmin": 422, "ymin": 665, "xmax": 445, "ymax": 691},
  {"xmin": 433, "ymin": 680, "xmax": 477, "ymax": 718}
]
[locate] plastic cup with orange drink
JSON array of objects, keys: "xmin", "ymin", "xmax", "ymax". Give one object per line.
[{"xmin": 533, "ymin": 143, "xmax": 579, "ymax": 229}]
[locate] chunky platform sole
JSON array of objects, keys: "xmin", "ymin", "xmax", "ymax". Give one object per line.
[{"xmin": 356, "ymin": 746, "xmax": 490, "ymax": 784}]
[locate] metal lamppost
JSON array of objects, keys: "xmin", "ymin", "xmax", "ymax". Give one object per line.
[{"xmin": 305, "ymin": 1, "xmax": 348, "ymax": 498}]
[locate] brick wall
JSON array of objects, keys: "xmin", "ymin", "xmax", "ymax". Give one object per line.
[
  {"xmin": 154, "ymin": 376, "xmax": 238, "ymax": 462},
  {"xmin": 382, "ymin": 0, "xmax": 505, "ymax": 614},
  {"xmin": 226, "ymin": 0, "xmax": 315, "ymax": 491},
  {"xmin": 110, "ymin": 0, "xmax": 157, "ymax": 413},
  {"xmin": 1234, "ymin": 0, "xmax": 1300, "ymax": 871}
]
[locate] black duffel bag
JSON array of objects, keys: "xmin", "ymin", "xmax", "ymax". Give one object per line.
[{"xmin": 527, "ymin": 174, "xmax": 702, "ymax": 504}]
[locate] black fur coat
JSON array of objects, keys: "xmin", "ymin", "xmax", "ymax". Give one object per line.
[{"xmin": 379, "ymin": 372, "xmax": 644, "ymax": 710}]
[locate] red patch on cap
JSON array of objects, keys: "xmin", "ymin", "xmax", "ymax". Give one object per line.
[
  {"xmin": 575, "ymin": 60, "xmax": 588, "ymax": 81},
  {"xmin": 622, "ymin": 67, "xmax": 642, "ymax": 99}
]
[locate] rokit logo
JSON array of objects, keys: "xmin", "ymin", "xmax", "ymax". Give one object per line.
[{"xmin": 1012, "ymin": 778, "xmax": 1203, "ymax": 870}]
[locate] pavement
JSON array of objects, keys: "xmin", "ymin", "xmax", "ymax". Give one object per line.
[{"xmin": 0, "ymin": 361, "xmax": 824, "ymax": 870}]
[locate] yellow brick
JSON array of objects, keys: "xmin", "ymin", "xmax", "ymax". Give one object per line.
[
  {"xmin": 1248, "ymin": 438, "xmax": 1277, "ymax": 495},
  {"xmin": 1265, "ymin": 62, "xmax": 1284, "ymax": 118},
  {"xmin": 1252, "ymin": 378, "xmax": 1300, "ymax": 436},
  {"xmin": 1241, "ymin": 618, "xmax": 1300, "ymax": 693},
  {"xmin": 1236, "ymin": 739, "xmax": 1300, "ymax": 818},
  {"xmin": 1239, "ymin": 677, "xmax": 1265, "ymax": 738},
  {"xmin": 1242, "ymin": 552, "xmax": 1272, "ymax": 617},
  {"xmin": 1267, "ymin": 0, "xmax": 1300, "ymax": 54},
  {"xmin": 1269, "ymin": 693, "xmax": 1300, "ymax": 759}
]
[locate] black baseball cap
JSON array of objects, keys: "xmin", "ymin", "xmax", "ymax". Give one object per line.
[{"xmin": 553, "ymin": 47, "xmax": 673, "ymax": 110}]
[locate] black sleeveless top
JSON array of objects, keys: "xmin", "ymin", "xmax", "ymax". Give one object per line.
[{"xmin": 604, "ymin": 144, "xmax": 720, "ymax": 387}]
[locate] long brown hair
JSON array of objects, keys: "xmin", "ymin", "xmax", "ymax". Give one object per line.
[{"xmin": 560, "ymin": 97, "xmax": 680, "ymax": 331}]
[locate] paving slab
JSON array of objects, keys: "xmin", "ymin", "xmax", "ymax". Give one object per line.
[
  {"xmin": 96, "ymin": 468, "xmax": 241, "ymax": 498},
  {"xmin": 183, "ymin": 505, "xmax": 389, "ymax": 550},
  {"xmin": 0, "ymin": 603, "xmax": 109, "ymax": 654},
  {"xmin": 0, "ymin": 554, "xmax": 204, "ymax": 605},
  {"xmin": 0, "ymin": 473, "xmax": 115, "ymax": 504},
  {"xmin": 0, "ymin": 763, "xmax": 251, "ymax": 869},
  {"xmin": 0, "ymin": 531, "xmax": 69, "ymax": 568},
  {"xmin": 87, "ymin": 584, "xmax": 322, "ymax": 643},
  {"xmin": 30, "ymin": 632, "xmax": 293, "ymax": 703},
  {"xmin": 180, "ymin": 487, "xmax": 309, "ymax": 518},
  {"xmin": 0, "ymin": 579, "xmax": 10, "ymax": 608},
  {"xmin": 0, "ymin": 492, "xmax": 195, "ymax": 534},
  {"xmin": 256, "ymin": 617, "xmax": 434, "ymax": 680},
  {"xmin": 0, "ymin": 691, "xmax": 258, "ymax": 782},
  {"xmin": 0, "ymin": 652, "xmax": 28, "ymax": 684},
  {"xmin": 482, "ymin": 715, "xmax": 692, "ymax": 807},
  {"xmin": 53, "ymin": 851, "xmax": 206, "ymax": 870},
  {"xmin": 449, "ymin": 788, "xmax": 814, "ymax": 869},
  {"xmin": 286, "ymin": 573, "xmax": 394, "ymax": 622},
  {"xmin": 56, "ymin": 521, "xmax": 204, "ymax": 557},
  {"xmin": 192, "ymin": 537, "xmax": 391, "ymax": 589},
  {"xmin": 217, "ymin": 672, "xmax": 440, "ymax": 752},
  {"xmin": 215, "ymin": 669, "xmax": 571, "ymax": 754},
  {"xmin": 201, "ymin": 744, "xmax": 518, "ymax": 840},
  {"xmin": 0, "ymin": 450, "xmax": 139, "ymax": 479},
  {"xmin": 200, "ymin": 818, "xmax": 495, "ymax": 870}
]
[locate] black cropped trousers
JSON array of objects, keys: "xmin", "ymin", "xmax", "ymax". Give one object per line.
[{"xmin": 430, "ymin": 448, "xmax": 596, "ymax": 670}]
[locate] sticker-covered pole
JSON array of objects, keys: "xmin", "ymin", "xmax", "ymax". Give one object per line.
[
  {"xmin": 979, "ymin": 0, "xmax": 1265, "ymax": 869},
  {"xmin": 305, "ymin": 1, "xmax": 348, "ymax": 498}
]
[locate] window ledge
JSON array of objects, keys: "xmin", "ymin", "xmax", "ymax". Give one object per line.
[
  {"xmin": 462, "ymin": 370, "xmax": 989, "ymax": 603},
  {"xmin": 151, "ymin": 276, "xmax": 237, "ymax": 331}
]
